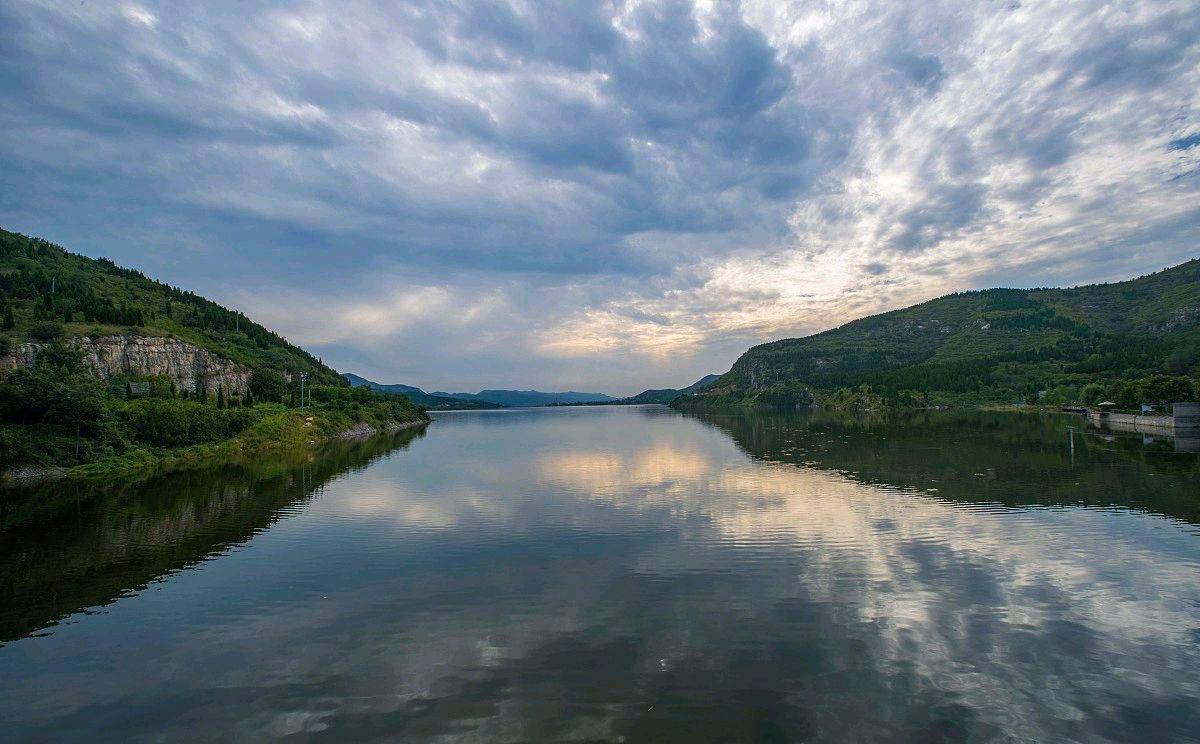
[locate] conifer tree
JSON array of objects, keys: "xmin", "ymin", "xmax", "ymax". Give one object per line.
[
  {"xmin": 217, "ymin": 384, "xmax": 225, "ymax": 409},
  {"xmin": 2, "ymin": 305, "xmax": 13, "ymax": 330}
]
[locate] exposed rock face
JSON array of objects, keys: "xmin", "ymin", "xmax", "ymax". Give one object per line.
[{"xmin": 0, "ymin": 335, "xmax": 251, "ymax": 396}]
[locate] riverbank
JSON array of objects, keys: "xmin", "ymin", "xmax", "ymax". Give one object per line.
[{"xmin": 1, "ymin": 406, "xmax": 429, "ymax": 485}]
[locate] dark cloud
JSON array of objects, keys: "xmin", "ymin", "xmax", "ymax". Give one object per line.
[{"xmin": 0, "ymin": 0, "xmax": 1197, "ymax": 392}]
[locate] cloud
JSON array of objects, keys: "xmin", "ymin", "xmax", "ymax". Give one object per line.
[{"xmin": 0, "ymin": 0, "xmax": 1197, "ymax": 392}]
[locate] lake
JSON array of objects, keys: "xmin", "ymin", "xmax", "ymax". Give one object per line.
[{"xmin": 2, "ymin": 405, "xmax": 1200, "ymax": 742}]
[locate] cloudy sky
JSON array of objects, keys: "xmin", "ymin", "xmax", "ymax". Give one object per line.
[{"xmin": 2, "ymin": 1, "xmax": 1198, "ymax": 394}]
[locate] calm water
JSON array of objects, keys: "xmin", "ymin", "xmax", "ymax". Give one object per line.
[{"xmin": 3, "ymin": 406, "xmax": 1200, "ymax": 742}]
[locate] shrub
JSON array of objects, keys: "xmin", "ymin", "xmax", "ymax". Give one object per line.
[
  {"xmin": 1136, "ymin": 375, "xmax": 1195, "ymax": 405},
  {"xmin": 1080, "ymin": 383, "xmax": 1104, "ymax": 406},
  {"xmin": 119, "ymin": 398, "xmax": 261, "ymax": 447},
  {"xmin": 27, "ymin": 320, "xmax": 64, "ymax": 341}
]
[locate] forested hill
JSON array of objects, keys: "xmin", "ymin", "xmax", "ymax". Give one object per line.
[
  {"xmin": 0, "ymin": 227, "xmax": 428, "ymax": 479},
  {"xmin": 675, "ymin": 258, "xmax": 1200, "ymax": 411},
  {"xmin": 0, "ymin": 227, "xmax": 341, "ymax": 385}
]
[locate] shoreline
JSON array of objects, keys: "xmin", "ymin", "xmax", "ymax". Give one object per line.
[{"xmin": 1, "ymin": 413, "xmax": 430, "ymax": 487}]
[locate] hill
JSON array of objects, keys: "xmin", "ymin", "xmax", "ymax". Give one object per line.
[
  {"xmin": 344, "ymin": 373, "xmax": 501, "ymax": 409},
  {"xmin": 675, "ymin": 259, "xmax": 1200, "ymax": 412},
  {"xmin": 0, "ymin": 228, "xmax": 342, "ymax": 387},
  {"xmin": 430, "ymin": 389, "xmax": 617, "ymax": 407},
  {"xmin": 0, "ymin": 227, "xmax": 427, "ymax": 478},
  {"xmin": 625, "ymin": 374, "xmax": 721, "ymax": 404}
]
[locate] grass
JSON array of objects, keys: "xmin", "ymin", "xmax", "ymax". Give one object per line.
[{"xmin": 52, "ymin": 405, "xmax": 427, "ymax": 483}]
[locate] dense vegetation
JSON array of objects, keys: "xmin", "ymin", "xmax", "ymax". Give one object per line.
[
  {"xmin": 0, "ymin": 228, "xmax": 427, "ymax": 478},
  {"xmin": 0, "ymin": 337, "xmax": 427, "ymax": 478},
  {"xmin": 676, "ymin": 259, "xmax": 1200, "ymax": 412},
  {"xmin": 0, "ymin": 228, "xmax": 342, "ymax": 385}
]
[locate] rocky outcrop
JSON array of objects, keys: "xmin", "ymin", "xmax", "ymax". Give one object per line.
[{"xmin": 0, "ymin": 335, "xmax": 252, "ymax": 396}]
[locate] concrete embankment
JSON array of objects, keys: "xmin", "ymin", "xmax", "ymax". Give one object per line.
[{"xmin": 1084, "ymin": 403, "xmax": 1200, "ymax": 452}]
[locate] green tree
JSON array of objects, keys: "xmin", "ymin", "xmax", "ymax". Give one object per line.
[
  {"xmin": 2, "ymin": 305, "xmax": 14, "ymax": 330},
  {"xmin": 1136, "ymin": 375, "xmax": 1195, "ymax": 405},
  {"xmin": 1080, "ymin": 383, "xmax": 1104, "ymax": 406},
  {"xmin": 0, "ymin": 341, "xmax": 109, "ymax": 450},
  {"xmin": 249, "ymin": 369, "xmax": 286, "ymax": 403},
  {"xmin": 28, "ymin": 320, "xmax": 63, "ymax": 342},
  {"xmin": 1108, "ymin": 380, "xmax": 1140, "ymax": 409},
  {"xmin": 216, "ymin": 384, "xmax": 225, "ymax": 409}
]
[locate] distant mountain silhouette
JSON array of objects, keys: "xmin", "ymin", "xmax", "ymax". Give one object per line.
[
  {"xmin": 429, "ymin": 389, "xmax": 617, "ymax": 407},
  {"xmin": 625, "ymin": 374, "xmax": 721, "ymax": 404},
  {"xmin": 343, "ymin": 374, "xmax": 501, "ymax": 409},
  {"xmin": 345, "ymin": 375, "xmax": 618, "ymax": 408}
]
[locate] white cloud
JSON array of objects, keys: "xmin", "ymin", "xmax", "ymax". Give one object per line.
[{"xmin": 1, "ymin": 0, "xmax": 1197, "ymax": 390}]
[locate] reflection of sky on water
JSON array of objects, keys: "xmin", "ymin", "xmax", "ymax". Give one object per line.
[{"xmin": 1, "ymin": 406, "xmax": 1199, "ymax": 741}]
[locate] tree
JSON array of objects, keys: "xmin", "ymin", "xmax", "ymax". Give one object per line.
[
  {"xmin": 1080, "ymin": 383, "xmax": 1104, "ymax": 406},
  {"xmin": 0, "ymin": 340, "xmax": 107, "ymax": 448},
  {"xmin": 1136, "ymin": 375, "xmax": 1195, "ymax": 405},
  {"xmin": 2, "ymin": 305, "xmax": 13, "ymax": 330},
  {"xmin": 1108, "ymin": 379, "xmax": 1140, "ymax": 409},
  {"xmin": 28, "ymin": 320, "xmax": 63, "ymax": 342},
  {"xmin": 249, "ymin": 368, "xmax": 286, "ymax": 403},
  {"xmin": 216, "ymin": 384, "xmax": 225, "ymax": 409}
]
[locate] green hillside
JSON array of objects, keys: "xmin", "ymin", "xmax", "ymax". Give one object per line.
[
  {"xmin": 0, "ymin": 228, "xmax": 341, "ymax": 385},
  {"xmin": 0, "ymin": 227, "xmax": 427, "ymax": 478},
  {"xmin": 676, "ymin": 259, "xmax": 1200, "ymax": 412}
]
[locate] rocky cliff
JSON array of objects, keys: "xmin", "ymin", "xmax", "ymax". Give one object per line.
[{"xmin": 0, "ymin": 335, "xmax": 252, "ymax": 396}]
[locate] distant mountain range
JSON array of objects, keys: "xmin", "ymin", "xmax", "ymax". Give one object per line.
[
  {"xmin": 344, "ymin": 374, "xmax": 617, "ymax": 408},
  {"xmin": 343, "ymin": 374, "xmax": 499, "ymax": 409},
  {"xmin": 624, "ymin": 374, "xmax": 721, "ymax": 404},
  {"xmin": 430, "ymin": 389, "xmax": 617, "ymax": 407}
]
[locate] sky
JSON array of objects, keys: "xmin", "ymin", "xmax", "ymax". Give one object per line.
[{"xmin": 1, "ymin": 1, "xmax": 1198, "ymax": 395}]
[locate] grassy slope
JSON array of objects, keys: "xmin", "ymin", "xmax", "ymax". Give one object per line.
[
  {"xmin": 64, "ymin": 405, "xmax": 424, "ymax": 482},
  {"xmin": 0, "ymin": 227, "xmax": 341, "ymax": 384},
  {"xmin": 677, "ymin": 259, "xmax": 1200, "ymax": 410}
]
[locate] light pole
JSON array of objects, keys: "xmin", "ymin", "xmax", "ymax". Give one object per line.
[{"xmin": 299, "ymin": 373, "xmax": 308, "ymax": 409}]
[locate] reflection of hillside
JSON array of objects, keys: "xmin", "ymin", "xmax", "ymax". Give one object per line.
[
  {"xmin": 686, "ymin": 409, "xmax": 1200, "ymax": 524},
  {"xmin": 0, "ymin": 429, "xmax": 425, "ymax": 643}
]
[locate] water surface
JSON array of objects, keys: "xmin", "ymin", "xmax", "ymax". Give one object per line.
[{"xmin": 2, "ymin": 406, "xmax": 1200, "ymax": 742}]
